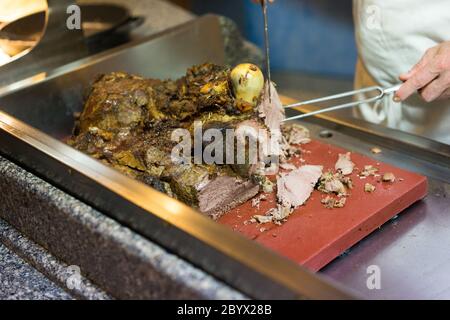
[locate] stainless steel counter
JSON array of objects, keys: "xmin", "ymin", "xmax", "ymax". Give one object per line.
[
  {"xmin": 293, "ymin": 114, "xmax": 450, "ymax": 299},
  {"xmin": 0, "ymin": 12, "xmax": 449, "ymax": 299},
  {"xmin": 323, "ymin": 180, "xmax": 450, "ymax": 299}
]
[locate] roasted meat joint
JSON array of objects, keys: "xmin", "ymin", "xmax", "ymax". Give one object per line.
[{"xmin": 68, "ymin": 62, "xmax": 308, "ymax": 220}]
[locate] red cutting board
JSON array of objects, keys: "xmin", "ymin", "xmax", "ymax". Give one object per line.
[{"xmin": 218, "ymin": 140, "xmax": 428, "ymax": 271}]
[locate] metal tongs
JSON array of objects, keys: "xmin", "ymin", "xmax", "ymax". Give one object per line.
[{"xmin": 283, "ymin": 84, "xmax": 402, "ymax": 121}]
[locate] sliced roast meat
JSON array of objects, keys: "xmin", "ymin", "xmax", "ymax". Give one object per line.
[
  {"xmin": 257, "ymin": 82, "xmax": 286, "ymax": 163},
  {"xmin": 257, "ymin": 81, "xmax": 285, "ymax": 134},
  {"xmin": 318, "ymin": 171, "xmax": 347, "ymax": 195},
  {"xmin": 281, "ymin": 123, "xmax": 311, "ymax": 145},
  {"xmin": 276, "ymin": 165, "xmax": 323, "ymax": 208},
  {"xmin": 198, "ymin": 176, "xmax": 260, "ymax": 220},
  {"xmin": 335, "ymin": 152, "xmax": 355, "ymax": 175}
]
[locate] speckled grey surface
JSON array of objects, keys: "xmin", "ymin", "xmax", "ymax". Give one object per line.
[
  {"xmin": 0, "ymin": 219, "xmax": 111, "ymax": 300},
  {"xmin": 0, "ymin": 155, "xmax": 245, "ymax": 300},
  {"xmin": 0, "ymin": 242, "xmax": 73, "ymax": 300}
]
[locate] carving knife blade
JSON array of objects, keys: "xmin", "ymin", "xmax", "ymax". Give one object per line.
[{"xmin": 261, "ymin": 0, "xmax": 272, "ymax": 102}]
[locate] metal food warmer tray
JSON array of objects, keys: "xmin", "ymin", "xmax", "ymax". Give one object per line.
[{"xmin": 1, "ymin": 15, "xmax": 450, "ymax": 299}]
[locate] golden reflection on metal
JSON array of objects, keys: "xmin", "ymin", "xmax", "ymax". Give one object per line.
[
  {"xmin": 161, "ymin": 200, "xmax": 185, "ymax": 216},
  {"xmin": 0, "ymin": 48, "xmax": 9, "ymax": 67},
  {"xmin": 0, "ymin": 0, "xmax": 48, "ymax": 64},
  {"xmin": 0, "ymin": 0, "xmax": 47, "ymax": 23},
  {"xmin": 0, "ymin": 72, "xmax": 47, "ymax": 96}
]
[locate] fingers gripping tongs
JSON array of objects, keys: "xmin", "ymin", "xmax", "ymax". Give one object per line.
[{"xmin": 283, "ymin": 84, "xmax": 402, "ymax": 122}]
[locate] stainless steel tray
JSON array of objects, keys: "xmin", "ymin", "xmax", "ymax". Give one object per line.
[
  {"xmin": 0, "ymin": 15, "xmax": 353, "ymax": 300},
  {"xmin": 1, "ymin": 14, "xmax": 450, "ymax": 299}
]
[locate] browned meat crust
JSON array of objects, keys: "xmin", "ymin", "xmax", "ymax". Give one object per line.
[{"xmin": 69, "ymin": 63, "xmax": 267, "ymax": 219}]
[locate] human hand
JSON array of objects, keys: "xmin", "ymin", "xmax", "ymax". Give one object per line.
[{"xmin": 395, "ymin": 41, "xmax": 450, "ymax": 102}]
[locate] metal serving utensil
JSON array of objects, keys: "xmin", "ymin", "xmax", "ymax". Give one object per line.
[
  {"xmin": 283, "ymin": 83, "xmax": 402, "ymax": 121},
  {"xmin": 261, "ymin": 0, "xmax": 272, "ymax": 102}
]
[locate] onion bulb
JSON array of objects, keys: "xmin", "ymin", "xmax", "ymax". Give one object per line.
[{"xmin": 230, "ymin": 63, "xmax": 264, "ymax": 112}]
